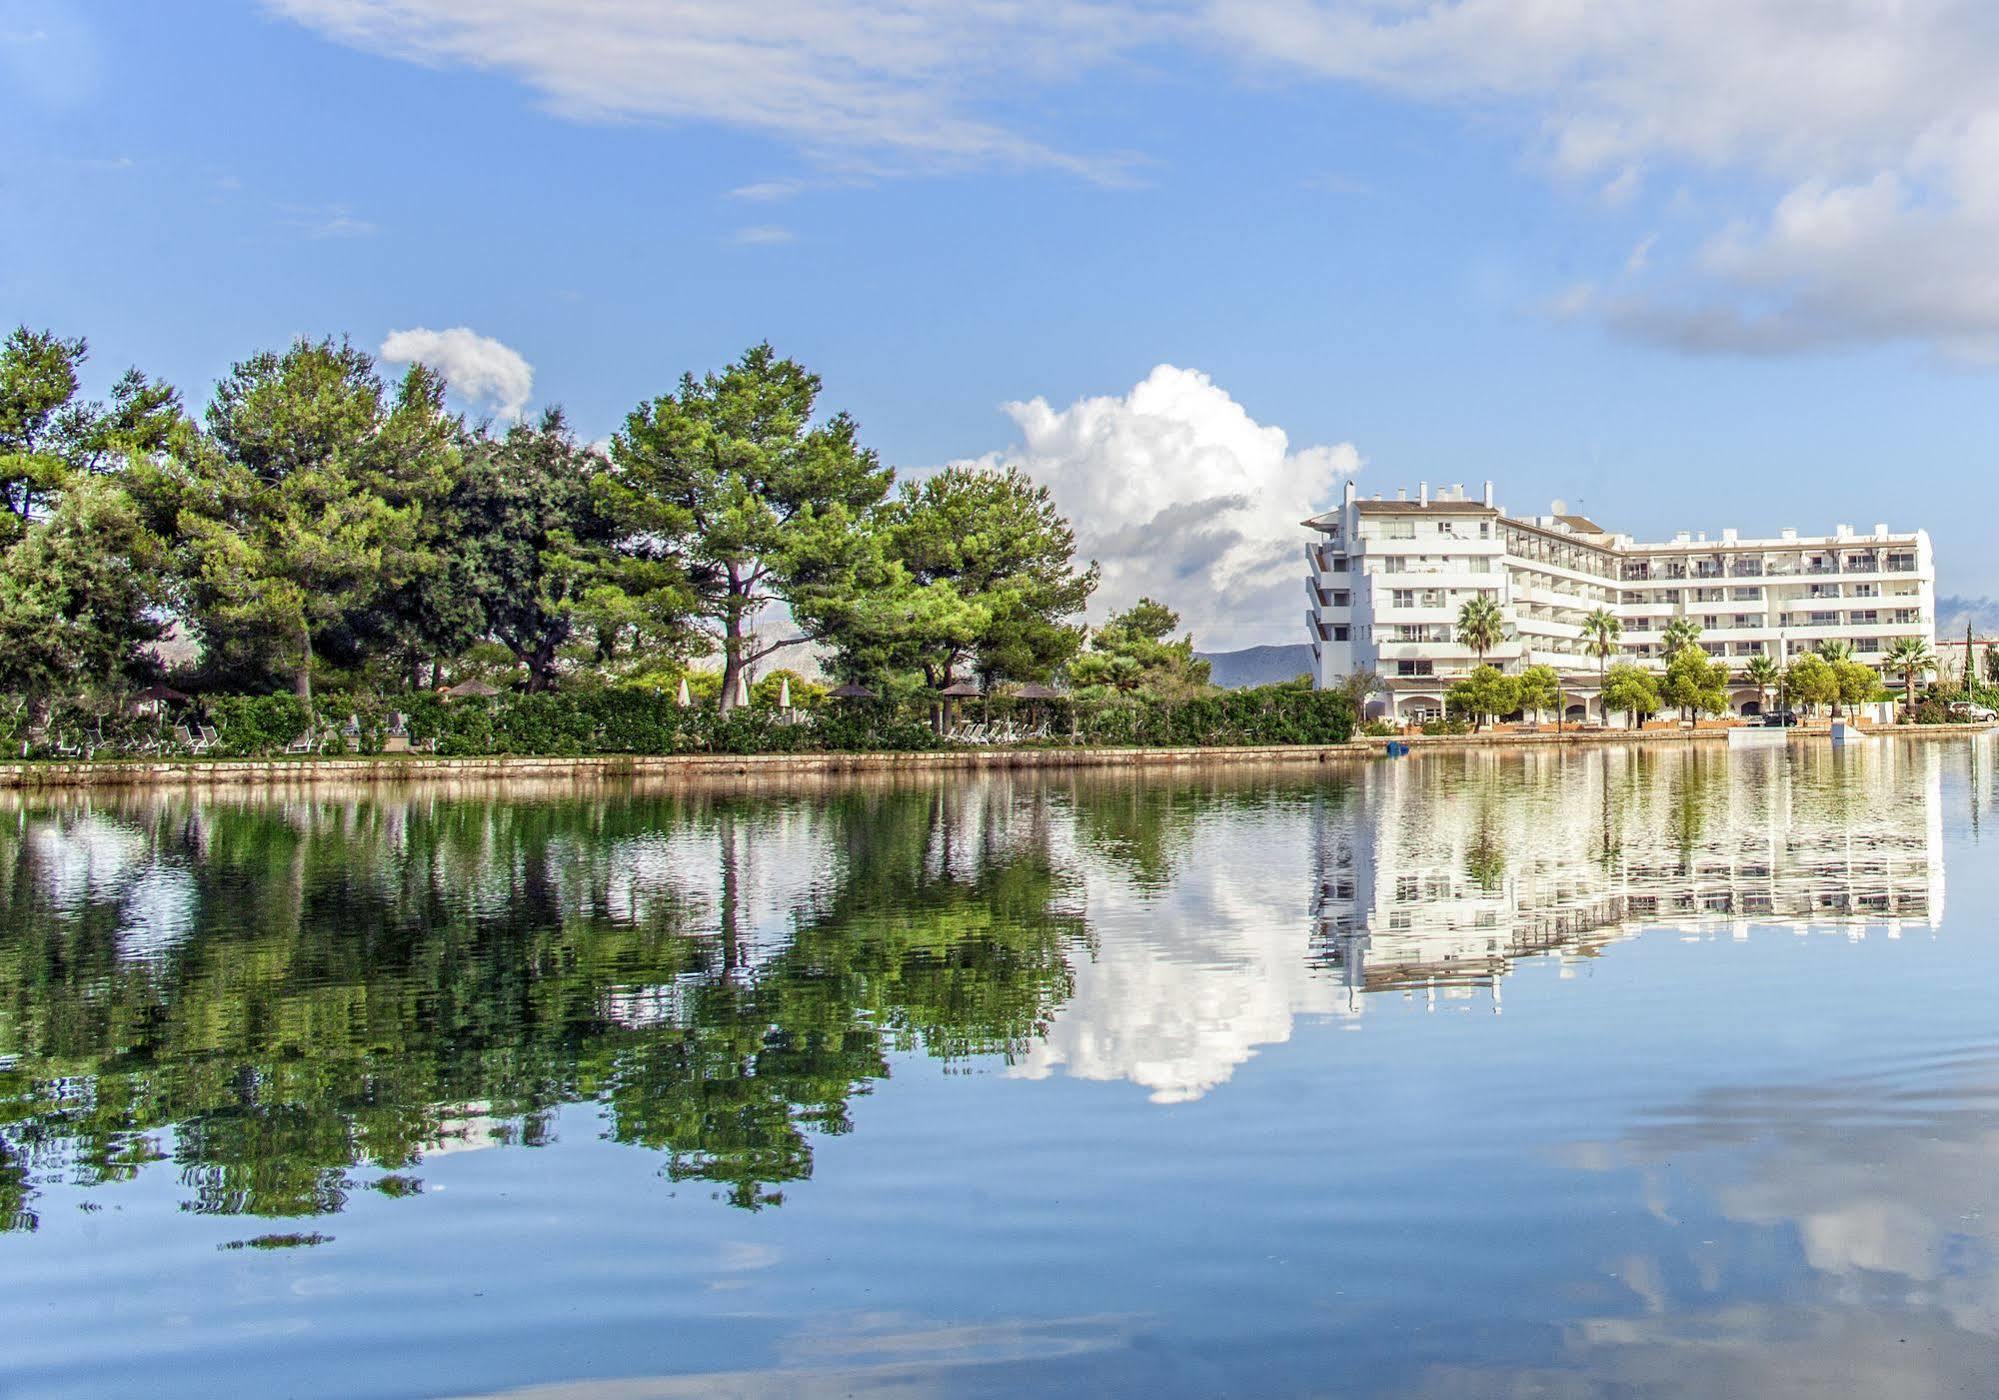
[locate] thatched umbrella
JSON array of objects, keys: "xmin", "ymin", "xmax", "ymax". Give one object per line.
[
  {"xmin": 733, "ymin": 669, "xmax": 752, "ymax": 710},
  {"xmin": 676, "ymin": 676, "xmax": 691, "ymax": 708},
  {"xmin": 829, "ymin": 681, "xmax": 876, "ymax": 700},
  {"xmin": 1011, "ymin": 681, "xmax": 1062, "ymax": 733},
  {"xmin": 777, "ymin": 675, "xmax": 792, "ymax": 709},
  {"xmin": 939, "ymin": 679, "xmax": 981, "ymax": 732},
  {"xmin": 444, "ymin": 678, "xmax": 501, "ymax": 700}
]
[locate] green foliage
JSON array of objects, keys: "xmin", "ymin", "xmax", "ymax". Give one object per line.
[
  {"xmin": 1445, "ymin": 664, "xmax": 1520, "ymax": 728},
  {"xmin": 1660, "ymin": 617, "xmax": 1702, "ymax": 653},
  {"xmin": 1600, "ymin": 663, "xmax": 1662, "ymax": 728},
  {"xmin": 1070, "ymin": 686, "xmax": 1354, "ymax": 747},
  {"xmin": 169, "ymin": 338, "xmax": 457, "ymax": 710},
  {"xmin": 1359, "ymin": 718, "xmax": 1397, "ymax": 738},
  {"xmin": 1455, "ymin": 594, "xmax": 1504, "ymax": 660},
  {"xmin": 1661, "ymin": 644, "xmax": 1730, "ymax": 720},
  {"xmin": 610, "ymin": 344, "xmax": 892, "ymax": 709},
  {"xmin": 1071, "ymin": 597, "xmax": 1212, "ymax": 699},
  {"xmin": 205, "ymin": 694, "xmax": 311, "ymax": 755},
  {"xmin": 1516, "ymin": 663, "xmax": 1562, "ymax": 718},
  {"xmin": 1832, "ymin": 658, "xmax": 1879, "ymax": 713},
  {"xmin": 0, "ymin": 477, "xmax": 168, "ymax": 710},
  {"xmin": 836, "ymin": 464, "xmax": 1097, "ymax": 688},
  {"xmin": 1784, "ymin": 652, "xmax": 1837, "ymax": 713},
  {"xmin": 1421, "ymin": 715, "xmax": 1472, "ymax": 736}
]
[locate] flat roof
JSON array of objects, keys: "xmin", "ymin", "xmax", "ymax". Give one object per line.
[{"xmin": 1352, "ymin": 499, "xmax": 1498, "ymax": 515}]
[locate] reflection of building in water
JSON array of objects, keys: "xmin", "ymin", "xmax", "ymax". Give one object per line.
[{"xmin": 1314, "ymin": 744, "xmax": 1946, "ymax": 1010}]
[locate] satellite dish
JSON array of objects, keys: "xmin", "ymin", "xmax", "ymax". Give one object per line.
[{"xmin": 1550, "ymin": 498, "xmax": 1568, "ymax": 516}]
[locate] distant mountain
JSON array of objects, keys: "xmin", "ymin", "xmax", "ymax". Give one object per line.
[{"xmin": 1198, "ymin": 644, "xmax": 1316, "ymax": 689}]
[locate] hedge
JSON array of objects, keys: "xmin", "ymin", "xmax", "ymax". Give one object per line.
[{"xmin": 15, "ymin": 683, "xmax": 1354, "ymax": 760}]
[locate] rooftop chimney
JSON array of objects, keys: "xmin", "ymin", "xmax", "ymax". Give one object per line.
[
  {"xmin": 1343, "ymin": 480, "xmax": 1357, "ymax": 507},
  {"xmin": 1419, "ymin": 481, "xmax": 1430, "ymax": 506},
  {"xmin": 1482, "ymin": 480, "xmax": 1494, "ymax": 507},
  {"xmin": 1873, "ymin": 522, "xmax": 1888, "ymax": 538},
  {"xmin": 1396, "ymin": 488, "xmax": 1407, "ymax": 501}
]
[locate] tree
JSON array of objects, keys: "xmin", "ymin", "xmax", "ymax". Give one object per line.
[
  {"xmin": 1660, "ymin": 616, "xmax": 1702, "ymax": 654},
  {"xmin": 611, "ymin": 344, "xmax": 891, "ymax": 711},
  {"xmin": 455, "ymin": 410, "xmax": 689, "ymax": 692},
  {"xmin": 1744, "ymin": 652, "xmax": 1781, "ymax": 715},
  {"xmin": 1600, "ymin": 662, "xmax": 1661, "ymax": 730},
  {"xmin": 0, "ymin": 326, "xmax": 181, "ymax": 534},
  {"xmin": 171, "ymin": 339, "xmax": 455, "ymax": 712},
  {"xmin": 1883, "ymin": 637, "xmax": 1934, "ymax": 717},
  {"xmin": 1984, "ymin": 643, "xmax": 1999, "ymax": 686},
  {"xmin": 1784, "ymin": 653, "xmax": 1837, "ymax": 717},
  {"xmin": 1582, "ymin": 607, "xmax": 1621, "ymax": 718},
  {"xmin": 857, "ymin": 464, "xmax": 1096, "ymax": 688},
  {"xmin": 1661, "ymin": 643, "xmax": 1729, "ymax": 723},
  {"xmin": 1455, "ymin": 594, "xmax": 1504, "ymax": 664},
  {"xmin": 1070, "ymin": 598, "xmax": 1211, "ymax": 698},
  {"xmin": 1516, "ymin": 663, "xmax": 1561, "ymax": 722},
  {"xmin": 1833, "ymin": 658, "xmax": 1879, "ymax": 716},
  {"xmin": 0, "ymin": 477, "xmax": 168, "ymax": 721},
  {"xmin": 1446, "ymin": 663, "xmax": 1520, "ymax": 731},
  {"xmin": 1812, "ymin": 640, "xmax": 1858, "ymax": 716}
]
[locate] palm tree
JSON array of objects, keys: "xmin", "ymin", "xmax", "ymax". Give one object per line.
[
  {"xmin": 1583, "ymin": 607, "xmax": 1621, "ymax": 723},
  {"xmin": 1661, "ymin": 616, "xmax": 1701, "ymax": 653},
  {"xmin": 1744, "ymin": 652, "xmax": 1781, "ymax": 717},
  {"xmin": 1884, "ymin": 637, "xmax": 1934, "ymax": 718},
  {"xmin": 1456, "ymin": 594, "xmax": 1505, "ymax": 666}
]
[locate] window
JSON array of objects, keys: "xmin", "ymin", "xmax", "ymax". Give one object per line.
[
  {"xmin": 1330, "ymin": 556, "xmax": 1348, "ymax": 572},
  {"xmin": 1392, "ymin": 590, "xmax": 1415, "ymax": 609},
  {"xmin": 1331, "ymin": 590, "xmax": 1350, "ymax": 607},
  {"xmin": 1386, "ymin": 520, "xmax": 1416, "ymax": 540},
  {"xmin": 1332, "ymin": 625, "xmax": 1349, "ymax": 641},
  {"xmin": 1396, "ymin": 660, "xmax": 1434, "ymax": 677},
  {"xmin": 1733, "ymin": 614, "xmax": 1755, "ymax": 628},
  {"xmin": 1479, "ymin": 521, "xmax": 1491, "ymax": 539},
  {"xmin": 1732, "ymin": 587, "xmax": 1762, "ymax": 600}
]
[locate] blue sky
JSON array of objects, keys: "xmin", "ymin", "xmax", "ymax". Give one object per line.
[{"xmin": 6, "ymin": 0, "xmax": 1997, "ymax": 646}]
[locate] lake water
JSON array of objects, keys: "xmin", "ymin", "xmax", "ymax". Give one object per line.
[{"xmin": 4, "ymin": 738, "xmax": 1998, "ymax": 1398}]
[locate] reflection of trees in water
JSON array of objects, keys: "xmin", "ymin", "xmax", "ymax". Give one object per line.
[{"xmin": 0, "ymin": 786, "xmax": 1085, "ymax": 1224}]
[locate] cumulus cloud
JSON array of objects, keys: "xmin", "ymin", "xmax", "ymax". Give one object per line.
[
  {"xmin": 951, "ymin": 365, "xmax": 1359, "ymax": 647},
  {"xmin": 379, "ymin": 326, "xmax": 534, "ymax": 421}
]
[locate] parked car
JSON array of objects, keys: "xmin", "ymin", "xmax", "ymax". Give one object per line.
[
  {"xmin": 1760, "ymin": 710, "xmax": 1800, "ymax": 728},
  {"xmin": 1948, "ymin": 701, "xmax": 1997, "ymax": 721}
]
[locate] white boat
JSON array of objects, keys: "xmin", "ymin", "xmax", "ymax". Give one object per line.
[{"xmin": 1728, "ymin": 726, "xmax": 1788, "ymax": 747}]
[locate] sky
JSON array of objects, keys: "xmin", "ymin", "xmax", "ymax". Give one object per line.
[{"xmin": 5, "ymin": 0, "xmax": 1999, "ymax": 648}]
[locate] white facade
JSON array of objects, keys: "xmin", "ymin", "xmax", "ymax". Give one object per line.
[
  {"xmin": 1311, "ymin": 742, "xmax": 1946, "ymax": 1011},
  {"xmin": 1305, "ymin": 480, "xmax": 1937, "ymax": 722}
]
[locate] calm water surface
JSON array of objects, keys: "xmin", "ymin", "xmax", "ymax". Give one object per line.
[{"xmin": 4, "ymin": 739, "xmax": 1999, "ymax": 1398}]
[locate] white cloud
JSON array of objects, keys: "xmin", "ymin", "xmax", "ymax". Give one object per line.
[
  {"xmin": 281, "ymin": 202, "xmax": 376, "ymax": 239},
  {"xmin": 1208, "ymin": 0, "xmax": 1999, "ymax": 357},
  {"xmin": 951, "ymin": 365, "xmax": 1359, "ymax": 647},
  {"xmin": 263, "ymin": 0, "xmax": 1147, "ymax": 180},
  {"xmin": 731, "ymin": 224, "xmax": 795, "ymax": 246},
  {"xmin": 379, "ymin": 326, "xmax": 534, "ymax": 421},
  {"xmin": 271, "ymin": 0, "xmax": 1999, "ymax": 359}
]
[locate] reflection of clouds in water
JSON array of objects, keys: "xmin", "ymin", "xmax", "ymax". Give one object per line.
[
  {"xmin": 26, "ymin": 815, "xmax": 197, "ymax": 959},
  {"xmin": 1014, "ymin": 791, "xmax": 1352, "ymax": 1104},
  {"xmin": 443, "ymin": 1312, "xmax": 1144, "ymax": 1400},
  {"xmin": 1467, "ymin": 1054, "xmax": 1999, "ymax": 1397}
]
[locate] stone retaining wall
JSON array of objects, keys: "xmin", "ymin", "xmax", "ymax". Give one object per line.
[{"xmin": 1, "ymin": 722, "xmax": 1986, "ymax": 791}]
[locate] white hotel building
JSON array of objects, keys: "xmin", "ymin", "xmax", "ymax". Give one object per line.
[{"xmin": 1305, "ymin": 480, "xmax": 1937, "ymax": 724}]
